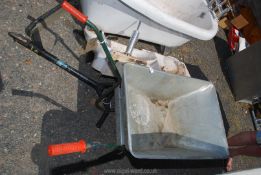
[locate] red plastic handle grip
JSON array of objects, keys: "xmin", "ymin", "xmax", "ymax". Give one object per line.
[
  {"xmin": 48, "ymin": 140, "xmax": 87, "ymax": 156},
  {"xmin": 61, "ymin": 1, "xmax": 88, "ymax": 24}
]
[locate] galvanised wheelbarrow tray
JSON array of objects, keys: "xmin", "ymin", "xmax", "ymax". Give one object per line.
[{"xmin": 115, "ymin": 63, "xmax": 228, "ymax": 159}]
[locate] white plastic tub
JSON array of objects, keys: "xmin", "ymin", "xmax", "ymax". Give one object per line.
[{"xmin": 81, "ymin": 0, "xmax": 218, "ymax": 47}]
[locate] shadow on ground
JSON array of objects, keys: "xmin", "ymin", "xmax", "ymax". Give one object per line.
[
  {"xmin": 217, "ymin": 93, "xmax": 230, "ymax": 136},
  {"xmin": 213, "ymin": 36, "xmax": 232, "ymax": 89},
  {"xmin": 0, "ymin": 72, "xmax": 3, "ymax": 93},
  {"xmin": 185, "ymin": 64, "xmax": 208, "ymax": 81},
  {"xmin": 51, "ymin": 150, "xmax": 225, "ymax": 175}
]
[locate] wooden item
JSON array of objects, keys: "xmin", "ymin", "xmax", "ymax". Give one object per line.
[{"xmin": 231, "ymin": 14, "xmax": 249, "ymax": 29}]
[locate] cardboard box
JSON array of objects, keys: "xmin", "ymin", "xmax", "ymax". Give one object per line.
[
  {"xmin": 231, "ymin": 14, "xmax": 249, "ymax": 29},
  {"xmin": 218, "ymin": 17, "xmax": 231, "ymax": 29},
  {"xmin": 240, "ymin": 6, "xmax": 261, "ymax": 44}
]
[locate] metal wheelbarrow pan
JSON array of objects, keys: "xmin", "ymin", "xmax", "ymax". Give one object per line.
[{"xmin": 116, "ymin": 63, "xmax": 228, "ymax": 159}]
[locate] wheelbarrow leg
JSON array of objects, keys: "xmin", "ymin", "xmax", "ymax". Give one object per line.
[
  {"xmin": 96, "ymin": 94, "xmax": 114, "ymax": 128},
  {"xmin": 96, "ymin": 111, "xmax": 110, "ymax": 129}
]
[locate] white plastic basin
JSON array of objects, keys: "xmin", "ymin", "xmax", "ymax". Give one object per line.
[{"xmin": 81, "ymin": 0, "xmax": 218, "ymax": 47}]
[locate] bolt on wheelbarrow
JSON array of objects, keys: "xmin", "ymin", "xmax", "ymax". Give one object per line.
[{"xmin": 9, "ymin": 0, "xmax": 121, "ymax": 128}]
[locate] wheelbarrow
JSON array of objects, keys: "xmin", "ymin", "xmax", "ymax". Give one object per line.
[
  {"xmin": 9, "ymin": 1, "xmax": 228, "ymax": 160},
  {"xmin": 47, "ymin": 62, "xmax": 229, "ymax": 160}
]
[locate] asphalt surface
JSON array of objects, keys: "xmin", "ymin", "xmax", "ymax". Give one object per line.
[{"xmin": 1, "ymin": 1, "xmax": 261, "ymax": 175}]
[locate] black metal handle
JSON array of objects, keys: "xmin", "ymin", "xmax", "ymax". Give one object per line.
[{"xmin": 8, "ymin": 32, "xmax": 112, "ymax": 97}]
